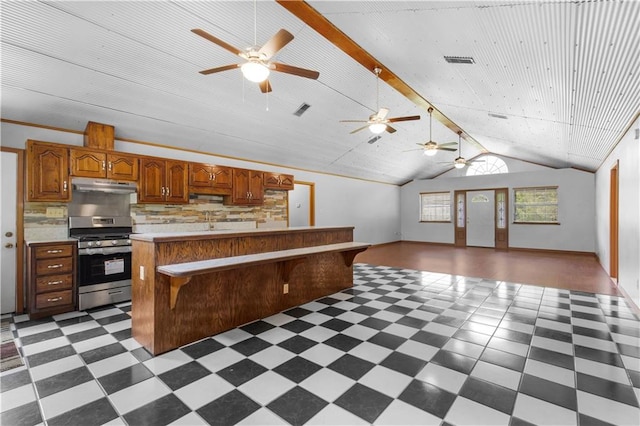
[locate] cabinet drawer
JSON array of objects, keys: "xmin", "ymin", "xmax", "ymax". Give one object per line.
[
  {"xmin": 35, "ymin": 245, "xmax": 74, "ymax": 259},
  {"xmin": 35, "ymin": 290, "xmax": 73, "ymax": 310},
  {"xmin": 35, "ymin": 274, "xmax": 73, "ymax": 293},
  {"xmin": 36, "ymin": 257, "xmax": 73, "ymax": 275}
]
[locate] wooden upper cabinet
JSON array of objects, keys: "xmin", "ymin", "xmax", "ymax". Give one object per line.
[
  {"xmin": 26, "ymin": 140, "xmax": 71, "ymax": 202},
  {"xmin": 107, "ymin": 153, "xmax": 138, "ymax": 181},
  {"xmin": 70, "ymin": 148, "xmax": 138, "ymax": 181},
  {"xmin": 189, "ymin": 163, "xmax": 232, "ymax": 195},
  {"xmin": 227, "ymin": 168, "xmax": 263, "ymax": 205},
  {"xmin": 263, "ymin": 172, "xmax": 294, "ymax": 190},
  {"xmin": 139, "ymin": 157, "xmax": 188, "ymax": 204}
]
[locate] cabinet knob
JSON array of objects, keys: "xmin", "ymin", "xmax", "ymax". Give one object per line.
[
  {"xmin": 63, "ymin": 181, "xmax": 68, "ymax": 192},
  {"xmin": 108, "ymin": 162, "xmax": 113, "ymax": 171},
  {"xmin": 46, "ymin": 297, "xmax": 63, "ymax": 303},
  {"xmin": 4, "ymin": 243, "xmax": 14, "ymax": 249},
  {"xmin": 46, "ymin": 249, "xmax": 63, "ymax": 254},
  {"xmin": 47, "ymin": 264, "xmax": 63, "ymax": 269},
  {"xmin": 102, "ymin": 161, "xmax": 106, "ymax": 171}
]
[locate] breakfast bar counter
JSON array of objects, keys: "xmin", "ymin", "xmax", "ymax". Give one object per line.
[{"xmin": 130, "ymin": 226, "xmax": 369, "ymax": 355}]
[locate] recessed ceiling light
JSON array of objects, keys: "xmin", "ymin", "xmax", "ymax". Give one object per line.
[{"xmin": 444, "ymin": 56, "xmax": 475, "ymax": 64}]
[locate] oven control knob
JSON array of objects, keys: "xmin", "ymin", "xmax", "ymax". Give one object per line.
[
  {"xmin": 126, "ymin": 239, "xmax": 131, "ymax": 245},
  {"xmin": 95, "ymin": 241, "xmax": 102, "ymax": 247},
  {"xmin": 87, "ymin": 241, "xmax": 94, "ymax": 247},
  {"xmin": 111, "ymin": 240, "xmax": 118, "ymax": 246}
]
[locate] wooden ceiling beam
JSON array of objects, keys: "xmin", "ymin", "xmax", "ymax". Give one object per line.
[{"xmin": 276, "ymin": 0, "xmax": 487, "ymax": 152}]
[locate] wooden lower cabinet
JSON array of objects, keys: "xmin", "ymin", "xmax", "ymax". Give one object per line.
[{"xmin": 26, "ymin": 241, "xmax": 77, "ymax": 319}]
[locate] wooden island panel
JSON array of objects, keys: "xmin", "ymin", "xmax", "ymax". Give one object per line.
[{"xmin": 131, "ymin": 227, "xmax": 359, "ymax": 355}]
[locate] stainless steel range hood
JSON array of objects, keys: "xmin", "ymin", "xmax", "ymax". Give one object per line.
[{"xmin": 72, "ymin": 177, "xmax": 137, "ymax": 194}]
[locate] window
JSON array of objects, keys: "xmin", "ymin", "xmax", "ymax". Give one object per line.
[
  {"xmin": 420, "ymin": 192, "xmax": 451, "ymax": 222},
  {"xmin": 466, "ymin": 155, "xmax": 508, "ymax": 176},
  {"xmin": 513, "ymin": 186, "xmax": 558, "ymax": 223}
]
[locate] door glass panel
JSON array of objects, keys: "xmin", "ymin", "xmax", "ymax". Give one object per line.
[
  {"xmin": 456, "ymin": 193, "xmax": 465, "ymax": 228},
  {"xmin": 497, "ymin": 192, "xmax": 506, "ymax": 229}
]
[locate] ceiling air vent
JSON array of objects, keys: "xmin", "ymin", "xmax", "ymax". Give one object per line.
[
  {"xmin": 488, "ymin": 112, "xmax": 508, "ymax": 119},
  {"xmin": 444, "ymin": 56, "xmax": 475, "ymax": 64},
  {"xmin": 293, "ymin": 103, "xmax": 311, "ymax": 117},
  {"xmin": 367, "ymin": 135, "xmax": 382, "ymax": 144}
]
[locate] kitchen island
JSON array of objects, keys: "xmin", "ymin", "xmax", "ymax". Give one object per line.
[{"xmin": 130, "ymin": 226, "xmax": 369, "ymax": 355}]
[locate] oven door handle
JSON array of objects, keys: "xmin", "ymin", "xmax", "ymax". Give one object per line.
[{"xmin": 78, "ymin": 246, "xmax": 132, "ymax": 256}]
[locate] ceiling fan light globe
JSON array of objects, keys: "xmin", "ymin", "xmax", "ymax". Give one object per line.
[
  {"xmin": 423, "ymin": 148, "xmax": 438, "ymax": 156},
  {"xmin": 369, "ymin": 123, "xmax": 387, "ymax": 134},
  {"xmin": 241, "ymin": 61, "xmax": 270, "ymax": 83},
  {"xmin": 454, "ymin": 157, "xmax": 466, "ymax": 169}
]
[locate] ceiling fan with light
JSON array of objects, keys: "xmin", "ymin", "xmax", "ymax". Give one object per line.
[
  {"xmin": 340, "ymin": 67, "xmax": 420, "ymax": 135},
  {"xmin": 443, "ymin": 131, "xmax": 484, "ymax": 169},
  {"xmin": 407, "ymin": 107, "xmax": 458, "ymax": 156},
  {"xmin": 191, "ymin": 2, "xmax": 319, "ymax": 93}
]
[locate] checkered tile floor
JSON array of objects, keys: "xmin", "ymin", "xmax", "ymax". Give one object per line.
[{"xmin": 1, "ymin": 264, "xmax": 640, "ymax": 425}]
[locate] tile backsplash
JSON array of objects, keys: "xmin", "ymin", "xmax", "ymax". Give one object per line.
[{"xmin": 23, "ymin": 190, "xmax": 289, "ymax": 240}]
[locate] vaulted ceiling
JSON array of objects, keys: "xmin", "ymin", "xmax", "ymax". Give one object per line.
[{"xmin": 2, "ymin": 1, "xmax": 638, "ymax": 185}]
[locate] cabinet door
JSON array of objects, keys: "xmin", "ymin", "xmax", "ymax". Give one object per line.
[
  {"xmin": 263, "ymin": 172, "xmax": 281, "ymax": 189},
  {"xmin": 107, "ymin": 153, "xmax": 138, "ymax": 181},
  {"xmin": 211, "ymin": 165, "xmax": 232, "ymax": 189},
  {"xmin": 248, "ymin": 170, "xmax": 264, "ymax": 203},
  {"xmin": 278, "ymin": 174, "xmax": 294, "ymax": 190},
  {"xmin": 231, "ymin": 168, "xmax": 251, "ymax": 204},
  {"xmin": 27, "ymin": 141, "xmax": 70, "ymax": 201},
  {"xmin": 138, "ymin": 158, "xmax": 165, "ymax": 203},
  {"xmin": 165, "ymin": 160, "xmax": 189, "ymax": 204},
  {"xmin": 70, "ymin": 148, "xmax": 107, "ymax": 178},
  {"xmin": 189, "ymin": 163, "xmax": 213, "ymax": 188}
]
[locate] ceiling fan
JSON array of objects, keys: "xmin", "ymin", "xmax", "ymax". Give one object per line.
[
  {"xmin": 191, "ymin": 3, "xmax": 319, "ymax": 93},
  {"xmin": 340, "ymin": 67, "xmax": 420, "ymax": 135},
  {"xmin": 442, "ymin": 131, "xmax": 484, "ymax": 169},
  {"xmin": 407, "ymin": 107, "xmax": 458, "ymax": 156}
]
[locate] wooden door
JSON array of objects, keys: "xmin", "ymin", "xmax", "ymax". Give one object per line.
[
  {"xmin": 27, "ymin": 141, "xmax": 70, "ymax": 201},
  {"xmin": 107, "ymin": 153, "xmax": 138, "ymax": 181},
  {"xmin": 211, "ymin": 165, "xmax": 232, "ymax": 189},
  {"xmin": 70, "ymin": 148, "xmax": 106, "ymax": 178},
  {"xmin": 138, "ymin": 158, "xmax": 165, "ymax": 203},
  {"xmin": 189, "ymin": 163, "xmax": 213, "ymax": 189},
  {"xmin": 165, "ymin": 160, "xmax": 189, "ymax": 204},
  {"xmin": 231, "ymin": 168, "xmax": 251, "ymax": 204},
  {"xmin": 248, "ymin": 170, "xmax": 264, "ymax": 203}
]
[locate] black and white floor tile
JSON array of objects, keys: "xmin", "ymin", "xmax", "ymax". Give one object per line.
[{"xmin": 1, "ymin": 264, "xmax": 639, "ymax": 425}]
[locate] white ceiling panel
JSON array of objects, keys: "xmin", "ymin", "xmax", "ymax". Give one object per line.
[{"xmin": 2, "ymin": 1, "xmax": 638, "ymax": 184}]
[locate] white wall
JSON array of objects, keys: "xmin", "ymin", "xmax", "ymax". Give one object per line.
[
  {"xmin": 1, "ymin": 121, "xmax": 401, "ymax": 245},
  {"xmin": 595, "ymin": 115, "xmax": 640, "ymax": 306},
  {"xmin": 401, "ymin": 167, "xmax": 596, "ymax": 252}
]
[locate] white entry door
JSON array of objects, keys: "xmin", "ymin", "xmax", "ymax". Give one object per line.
[
  {"xmin": 288, "ymin": 183, "xmax": 312, "ymax": 227},
  {"xmin": 1, "ymin": 151, "xmax": 18, "ymax": 313},
  {"xmin": 466, "ymin": 190, "xmax": 495, "ymax": 248}
]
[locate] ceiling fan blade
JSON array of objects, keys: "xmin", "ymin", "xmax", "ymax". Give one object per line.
[
  {"xmin": 403, "ymin": 148, "xmax": 424, "ymax": 152},
  {"xmin": 439, "ymin": 147, "xmax": 457, "ymax": 152},
  {"xmin": 385, "ymin": 125, "xmax": 397, "ymax": 134},
  {"xmin": 259, "ymin": 29, "xmax": 294, "ymax": 59},
  {"xmin": 386, "ymin": 115, "xmax": 421, "ymax": 123},
  {"xmin": 199, "ymin": 63, "xmax": 240, "ymax": 75},
  {"xmin": 340, "ymin": 119, "xmax": 369, "ymax": 123},
  {"xmin": 259, "ymin": 79, "xmax": 272, "ymax": 93},
  {"xmin": 191, "ymin": 29, "xmax": 244, "ymax": 56},
  {"xmin": 439, "ymin": 142, "xmax": 458, "ymax": 146},
  {"xmin": 350, "ymin": 125, "xmax": 370, "ymax": 134},
  {"xmin": 374, "ymin": 108, "xmax": 390, "ymax": 120},
  {"xmin": 271, "ymin": 62, "xmax": 319, "ymax": 79}
]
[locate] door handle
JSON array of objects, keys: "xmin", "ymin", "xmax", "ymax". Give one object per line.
[
  {"xmin": 4, "ymin": 243, "xmax": 14, "ymax": 248},
  {"xmin": 5, "ymin": 232, "xmax": 13, "ymax": 237}
]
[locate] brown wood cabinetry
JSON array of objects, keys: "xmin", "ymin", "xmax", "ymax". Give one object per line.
[
  {"xmin": 26, "ymin": 140, "xmax": 71, "ymax": 202},
  {"xmin": 70, "ymin": 148, "xmax": 139, "ymax": 181},
  {"xmin": 188, "ymin": 163, "xmax": 232, "ymax": 195},
  {"xmin": 263, "ymin": 172, "xmax": 294, "ymax": 190},
  {"xmin": 139, "ymin": 157, "xmax": 188, "ymax": 204},
  {"xmin": 27, "ymin": 241, "xmax": 76, "ymax": 319},
  {"xmin": 226, "ymin": 168, "xmax": 264, "ymax": 205}
]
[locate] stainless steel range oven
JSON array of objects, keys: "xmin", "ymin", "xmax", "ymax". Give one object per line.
[{"xmin": 69, "ymin": 216, "xmax": 133, "ymax": 310}]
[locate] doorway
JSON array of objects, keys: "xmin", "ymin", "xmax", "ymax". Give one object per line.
[
  {"xmin": 1, "ymin": 148, "xmax": 24, "ymax": 314},
  {"xmin": 288, "ymin": 181, "xmax": 315, "ymax": 227},
  {"xmin": 610, "ymin": 162, "xmax": 619, "ymax": 281},
  {"xmin": 466, "ymin": 190, "xmax": 496, "ymax": 247}
]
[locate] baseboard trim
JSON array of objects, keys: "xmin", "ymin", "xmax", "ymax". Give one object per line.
[
  {"xmin": 399, "ymin": 240, "xmax": 455, "ymax": 247},
  {"xmin": 398, "ymin": 241, "xmax": 595, "ymax": 256}
]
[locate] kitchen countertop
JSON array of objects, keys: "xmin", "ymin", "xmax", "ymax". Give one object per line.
[
  {"xmin": 25, "ymin": 238, "xmax": 77, "ymax": 246},
  {"xmin": 129, "ymin": 226, "xmax": 355, "ymax": 243}
]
